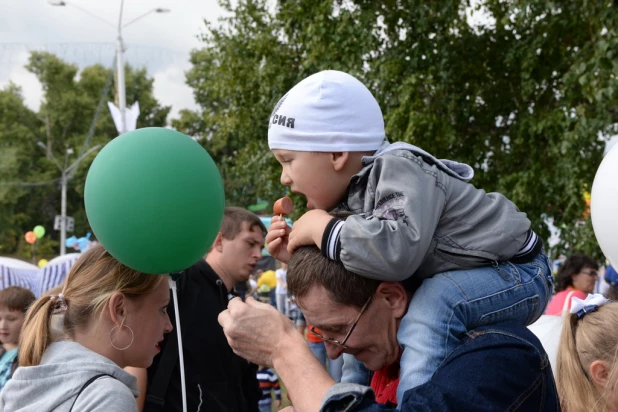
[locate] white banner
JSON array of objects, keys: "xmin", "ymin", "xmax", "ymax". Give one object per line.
[{"xmin": 107, "ymin": 101, "xmax": 141, "ymax": 134}]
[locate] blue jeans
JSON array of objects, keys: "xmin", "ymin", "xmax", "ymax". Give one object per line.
[
  {"xmin": 322, "ymin": 326, "xmax": 559, "ymax": 411},
  {"xmin": 258, "ymin": 402, "xmax": 272, "ymax": 412},
  {"xmin": 269, "ymin": 289, "xmax": 277, "ymax": 308},
  {"xmin": 342, "ymin": 251, "xmax": 553, "ymax": 406},
  {"xmin": 309, "ymin": 340, "xmax": 327, "ymax": 368},
  {"xmin": 397, "ymin": 250, "xmax": 553, "ymax": 404},
  {"xmin": 309, "ymin": 341, "xmax": 345, "ymax": 382},
  {"xmin": 329, "ymin": 354, "xmax": 344, "ymax": 382},
  {"xmin": 341, "ymin": 353, "xmax": 372, "ymax": 385}
]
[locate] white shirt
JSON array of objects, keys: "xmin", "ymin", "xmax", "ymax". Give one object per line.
[{"xmin": 275, "ymin": 268, "xmax": 287, "ymax": 294}]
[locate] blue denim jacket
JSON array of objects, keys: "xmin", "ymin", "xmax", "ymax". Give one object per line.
[{"xmin": 321, "ymin": 327, "xmax": 560, "ymax": 411}]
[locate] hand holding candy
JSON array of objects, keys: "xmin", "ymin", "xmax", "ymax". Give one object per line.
[{"xmin": 267, "ymin": 197, "xmax": 293, "ymax": 262}]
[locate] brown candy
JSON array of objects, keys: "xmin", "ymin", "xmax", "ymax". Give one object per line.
[{"xmin": 273, "ymin": 196, "xmax": 293, "ymax": 216}]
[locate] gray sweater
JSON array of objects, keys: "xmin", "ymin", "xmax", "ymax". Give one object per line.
[
  {"xmin": 323, "ymin": 142, "xmax": 540, "ymax": 280},
  {"xmin": 0, "ymin": 341, "xmax": 138, "ymax": 411}
]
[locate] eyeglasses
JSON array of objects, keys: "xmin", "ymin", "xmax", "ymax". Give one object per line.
[
  {"xmin": 309, "ymin": 295, "xmax": 372, "ymax": 349},
  {"xmin": 580, "ymin": 270, "xmax": 599, "ymax": 277}
]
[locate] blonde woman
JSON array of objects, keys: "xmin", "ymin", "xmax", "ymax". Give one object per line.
[
  {"xmin": 557, "ymin": 293, "xmax": 618, "ymax": 411},
  {"xmin": 0, "ymin": 245, "xmax": 173, "ymax": 411}
]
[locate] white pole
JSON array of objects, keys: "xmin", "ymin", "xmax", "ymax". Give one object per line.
[
  {"xmin": 117, "ymin": 0, "xmax": 127, "ymax": 134},
  {"xmin": 168, "ymin": 277, "xmax": 187, "ymax": 412},
  {"xmin": 60, "ymin": 172, "xmax": 67, "ymax": 256}
]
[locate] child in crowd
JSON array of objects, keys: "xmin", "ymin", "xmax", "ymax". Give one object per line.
[
  {"xmin": 0, "ymin": 286, "xmax": 35, "ymax": 391},
  {"xmin": 258, "ymin": 269, "xmax": 278, "ymax": 307},
  {"xmin": 557, "ymin": 293, "xmax": 618, "ymax": 412},
  {"xmin": 265, "ymin": 70, "xmax": 553, "ymax": 403},
  {"xmin": 256, "ymin": 365, "xmax": 281, "ymax": 412}
]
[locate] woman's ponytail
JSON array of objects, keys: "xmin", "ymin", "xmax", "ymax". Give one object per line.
[
  {"xmin": 557, "ymin": 302, "xmax": 618, "ymax": 411},
  {"xmin": 18, "ymin": 295, "xmax": 60, "ymax": 367}
]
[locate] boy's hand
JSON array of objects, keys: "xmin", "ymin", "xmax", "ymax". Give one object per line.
[
  {"xmin": 287, "ymin": 210, "xmax": 332, "ymax": 254},
  {"xmin": 266, "ymin": 216, "xmax": 292, "ymax": 263}
]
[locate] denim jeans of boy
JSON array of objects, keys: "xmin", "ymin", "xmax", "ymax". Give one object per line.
[
  {"xmin": 322, "ymin": 326, "xmax": 560, "ymax": 411},
  {"xmin": 396, "ymin": 250, "xmax": 553, "ymax": 404}
]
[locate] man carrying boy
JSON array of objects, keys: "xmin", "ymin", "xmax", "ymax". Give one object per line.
[
  {"xmin": 265, "ymin": 70, "xmax": 554, "ymax": 404},
  {"xmin": 218, "ymin": 246, "xmax": 559, "ymax": 411}
]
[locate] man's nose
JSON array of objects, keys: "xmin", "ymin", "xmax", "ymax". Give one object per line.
[
  {"xmin": 252, "ymin": 245, "xmax": 263, "ymax": 258},
  {"xmin": 325, "ymin": 342, "xmax": 345, "ymax": 360}
]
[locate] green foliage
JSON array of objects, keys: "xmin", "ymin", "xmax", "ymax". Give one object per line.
[
  {"xmin": 179, "ymin": 0, "xmax": 618, "ymax": 259},
  {"xmin": 0, "ymin": 52, "xmax": 170, "ymax": 256},
  {"xmin": 173, "ymin": 0, "xmax": 378, "ymax": 215}
]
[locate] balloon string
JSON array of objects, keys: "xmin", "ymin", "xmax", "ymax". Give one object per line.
[{"xmin": 169, "ymin": 277, "xmax": 187, "ymax": 412}]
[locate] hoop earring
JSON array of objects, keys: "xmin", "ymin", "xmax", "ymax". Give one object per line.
[{"xmin": 109, "ymin": 324, "xmax": 134, "ymax": 351}]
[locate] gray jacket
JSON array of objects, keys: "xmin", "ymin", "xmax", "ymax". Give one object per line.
[
  {"xmin": 323, "ymin": 142, "xmax": 540, "ymax": 281},
  {"xmin": 0, "ymin": 341, "xmax": 138, "ymax": 412}
]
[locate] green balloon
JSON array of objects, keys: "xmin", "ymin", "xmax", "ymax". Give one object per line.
[
  {"xmin": 33, "ymin": 225, "xmax": 46, "ymax": 239},
  {"xmin": 84, "ymin": 128, "xmax": 225, "ymax": 274}
]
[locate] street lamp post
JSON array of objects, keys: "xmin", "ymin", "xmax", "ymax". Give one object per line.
[
  {"xmin": 48, "ymin": 0, "xmax": 170, "ymax": 134},
  {"xmin": 117, "ymin": 20, "xmax": 127, "ymax": 133},
  {"xmin": 37, "ymin": 143, "xmax": 101, "ymax": 255}
]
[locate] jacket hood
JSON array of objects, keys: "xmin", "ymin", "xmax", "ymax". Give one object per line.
[
  {"xmin": 362, "ymin": 141, "xmax": 475, "ymax": 182},
  {"xmin": 0, "ymin": 341, "xmax": 137, "ymax": 411}
]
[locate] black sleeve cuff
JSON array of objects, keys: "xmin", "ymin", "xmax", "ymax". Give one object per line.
[{"xmin": 321, "ymin": 218, "xmax": 344, "ymax": 262}]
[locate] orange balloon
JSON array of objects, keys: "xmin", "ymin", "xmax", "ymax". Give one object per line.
[{"xmin": 25, "ymin": 231, "xmax": 37, "ymax": 244}]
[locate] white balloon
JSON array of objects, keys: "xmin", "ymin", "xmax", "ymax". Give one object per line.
[{"xmin": 591, "ymin": 143, "xmax": 618, "ymax": 267}]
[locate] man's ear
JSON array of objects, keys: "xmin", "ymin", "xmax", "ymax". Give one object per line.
[
  {"xmin": 376, "ymin": 282, "xmax": 408, "ymax": 318},
  {"xmin": 590, "ymin": 360, "xmax": 610, "ymax": 389},
  {"xmin": 108, "ymin": 291, "xmax": 126, "ymax": 327},
  {"xmin": 330, "ymin": 152, "xmax": 350, "ymax": 172},
  {"xmin": 212, "ymin": 232, "xmax": 224, "ymax": 253}
]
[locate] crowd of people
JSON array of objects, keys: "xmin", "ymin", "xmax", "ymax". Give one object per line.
[{"xmin": 0, "ymin": 70, "xmax": 616, "ymax": 412}]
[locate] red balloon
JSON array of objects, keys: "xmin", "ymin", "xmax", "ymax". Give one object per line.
[{"xmin": 25, "ymin": 231, "xmax": 36, "ymax": 245}]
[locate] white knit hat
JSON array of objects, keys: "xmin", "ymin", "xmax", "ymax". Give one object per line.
[{"xmin": 268, "ymin": 70, "xmax": 385, "ymax": 152}]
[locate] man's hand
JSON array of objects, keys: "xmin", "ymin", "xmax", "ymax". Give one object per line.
[
  {"xmin": 221, "ymin": 297, "xmax": 336, "ymax": 412},
  {"xmin": 218, "ymin": 297, "xmax": 297, "ymax": 367},
  {"xmin": 287, "ymin": 210, "xmax": 333, "ymax": 254},
  {"xmin": 266, "ymin": 216, "xmax": 292, "ymax": 263},
  {"xmin": 275, "ymin": 399, "xmax": 282, "ymax": 408}
]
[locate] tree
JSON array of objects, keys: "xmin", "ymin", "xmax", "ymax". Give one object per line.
[
  {"xmin": 370, "ymin": 0, "xmax": 617, "ymax": 262},
  {"xmin": 180, "ymin": 0, "xmax": 618, "ymax": 261},
  {"xmin": 173, "ymin": 0, "xmax": 379, "ymax": 211},
  {"xmin": 0, "ymin": 52, "xmax": 170, "ymax": 258}
]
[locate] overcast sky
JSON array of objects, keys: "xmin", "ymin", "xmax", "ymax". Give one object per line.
[{"xmin": 0, "ymin": 0, "xmax": 230, "ymax": 120}]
